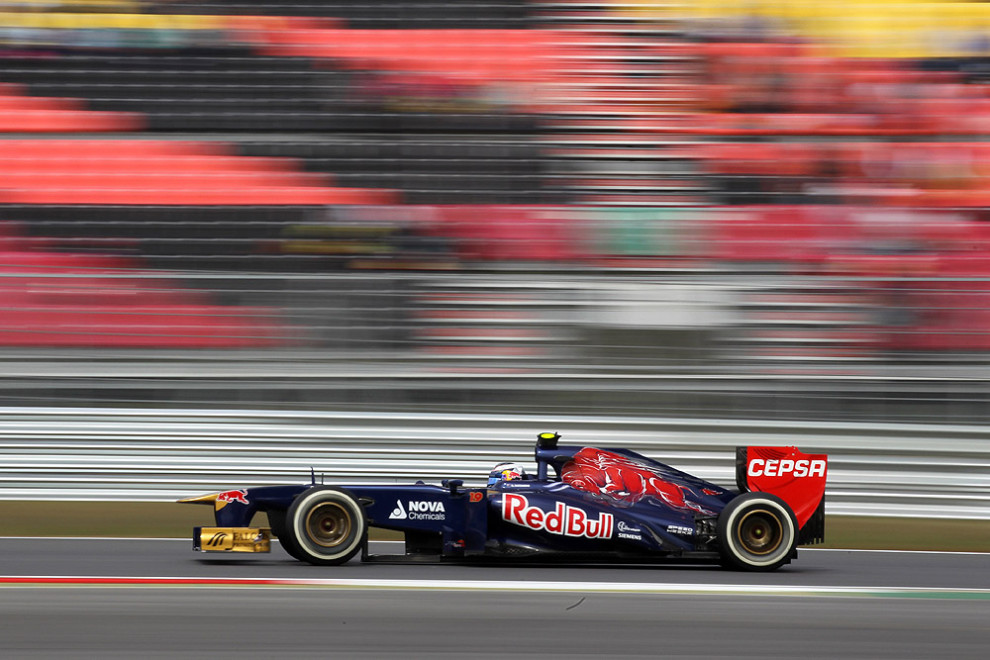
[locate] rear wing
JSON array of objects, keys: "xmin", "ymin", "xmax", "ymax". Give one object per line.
[{"xmin": 736, "ymin": 446, "xmax": 828, "ymax": 545}]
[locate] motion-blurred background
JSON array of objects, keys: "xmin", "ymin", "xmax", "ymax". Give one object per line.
[{"xmin": 1, "ymin": 1, "xmax": 988, "ymax": 528}]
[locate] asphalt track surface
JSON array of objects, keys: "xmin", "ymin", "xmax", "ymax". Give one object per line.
[{"xmin": 1, "ymin": 539, "xmax": 989, "ymax": 659}]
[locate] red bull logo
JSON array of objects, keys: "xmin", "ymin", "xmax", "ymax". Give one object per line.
[
  {"xmin": 216, "ymin": 490, "xmax": 250, "ymax": 506},
  {"xmin": 502, "ymin": 493, "xmax": 613, "ymax": 540}
]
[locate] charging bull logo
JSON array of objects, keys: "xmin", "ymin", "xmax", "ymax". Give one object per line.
[
  {"xmin": 561, "ymin": 447, "xmax": 715, "ymax": 514},
  {"xmin": 502, "ymin": 493, "xmax": 613, "ymax": 539},
  {"xmin": 214, "ymin": 490, "xmax": 250, "ymax": 510}
]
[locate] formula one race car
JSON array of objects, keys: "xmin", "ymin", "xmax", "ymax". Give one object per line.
[{"xmin": 179, "ymin": 433, "xmax": 828, "ymax": 571}]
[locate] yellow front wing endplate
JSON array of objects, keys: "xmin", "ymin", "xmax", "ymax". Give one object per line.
[{"xmin": 193, "ymin": 527, "xmax": 271, "ymax": 553}]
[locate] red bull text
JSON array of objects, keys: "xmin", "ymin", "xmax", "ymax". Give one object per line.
[{"xmin": 502, "ymin": 493, "xmax": 613, "ymax": 540}]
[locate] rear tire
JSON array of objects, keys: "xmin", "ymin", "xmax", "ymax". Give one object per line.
[
  {"xmin": 717, "ymin": 492, "xmax": 798, "ymax": 572},
  {"xmin": 284, "ymin": 487, "xmax": 366, "ymax": 566}
]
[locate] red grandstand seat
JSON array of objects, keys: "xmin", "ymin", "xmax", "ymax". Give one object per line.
[
  {"xmin": 0, "ymin": 230, "xmax": 291, "ymax": 348},
  {"xmin": 252, "ymin": 27, "xmax": 559, "ymax": 83},
  {"xmin": 0, "ymin": 140, "xmax": 399, "ymax": 205},
  {"xmin": 0, "ymin": 84, "xmax": 142, "ymax": 132},
  {"xmin": 434, "ymin": 205, "xmax": 584, "ymax": 261},
  {"xmin": 706, "ymin": 205, "xmax": 855, "ymax": 264}
]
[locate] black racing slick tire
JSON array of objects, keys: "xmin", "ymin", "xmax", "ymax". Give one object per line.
[
  {"xmin": 284, "ymin": 487, "xmax": 367, "ymax": 566},
  {"xmin": 266, "ymin": 510, "xmax": 306, "ymax": 561},
  {"xmin": 717, "ymin": 492, "xmax": 798, "ymax": 572}
]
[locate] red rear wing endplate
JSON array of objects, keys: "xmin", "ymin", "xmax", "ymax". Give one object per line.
[{"xmin": 735, "ymin": 446, "xmax": 827, "ymax": 544}]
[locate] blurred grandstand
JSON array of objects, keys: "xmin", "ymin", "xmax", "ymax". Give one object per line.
[{"xmin": 4, "ymin": 1, "xmax": 990, "ymax": 421}]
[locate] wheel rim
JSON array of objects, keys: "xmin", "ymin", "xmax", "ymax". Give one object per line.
[
  {"xmin": 736, "ymin": 509, "xmax": 783, "ymax": 556},
  {"xmin": 305, "ymin": 502, "xmax": 352, "ymax": 548}
]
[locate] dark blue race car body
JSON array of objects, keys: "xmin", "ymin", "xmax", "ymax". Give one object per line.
[{"xmin": 181, "ymin": 433, "xmax": 828, "ymax": 571}]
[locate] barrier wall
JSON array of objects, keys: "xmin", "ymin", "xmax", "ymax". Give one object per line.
[{"xmin": 1, "ymin": 407, "xmax": 986, "ymax": 519}]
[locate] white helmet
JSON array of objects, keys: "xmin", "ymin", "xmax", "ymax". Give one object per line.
[{"xmin": 488, "ymin": 462, "xmax": 527, "ymax": 487}]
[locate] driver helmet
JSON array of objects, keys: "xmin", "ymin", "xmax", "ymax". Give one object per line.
[{"xmin": 488, "ymin": 462, "xmax": 527, "ymax": 487}]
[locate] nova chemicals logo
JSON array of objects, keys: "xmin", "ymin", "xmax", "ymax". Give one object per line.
[{"xmin": 389, "ymin": 500, "xmax": 446, "ymax": 521}]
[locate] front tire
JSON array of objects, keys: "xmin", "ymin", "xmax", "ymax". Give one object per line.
[
  {"xmin": 717, "ymin": 492, "xmax": 798, "ymax": 572},
  {"xmin": 284, "ymin": 487, "xmax": 367, "ymax": 566},
  {"xmin": 267, "ymin": 509, "xmax": 306, "ymax": 561}
]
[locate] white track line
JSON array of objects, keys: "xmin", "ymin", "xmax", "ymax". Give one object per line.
[{"xmin": 0, "ymin": 575, "xmax": 988, "ymax": 599}]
